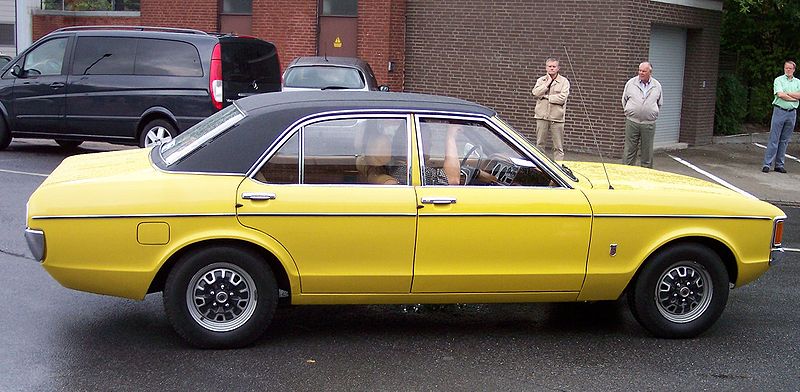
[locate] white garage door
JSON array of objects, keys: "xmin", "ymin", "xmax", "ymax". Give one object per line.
[{"xmin": 648, "ymin": 25, "xmax": 686, "ymax": 147}]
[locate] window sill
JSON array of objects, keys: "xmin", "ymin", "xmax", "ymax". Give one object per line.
[{"xmin": 33, "ymin": 9, "xmax": 141, "ymax": 17}]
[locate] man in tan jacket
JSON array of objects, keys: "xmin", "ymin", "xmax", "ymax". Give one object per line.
[{"xmin": 531, "ymin": 57, "xmax": 570, "ymax": 161}]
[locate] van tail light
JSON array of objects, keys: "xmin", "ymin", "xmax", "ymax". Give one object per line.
[
  {"xmin": 210, "ymin": 43, "xmax": 223, "ymax": 110},
  {"xmin": 772, "ymin": 218, "xmax": 785, "ymax": 247}
]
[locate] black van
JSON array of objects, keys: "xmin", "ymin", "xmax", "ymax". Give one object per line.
[{"xmin": 0, "ymin": 26, "xmax": 281, "ymax": 149}]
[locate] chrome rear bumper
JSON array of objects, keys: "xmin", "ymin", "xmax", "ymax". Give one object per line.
[
  {"xmin": 770, "ymin": 247, "xmax": 784, "ymax": 266},
  {"xmin": 24, "ymin": 228, "xmax": 45, "ymax": 262}
]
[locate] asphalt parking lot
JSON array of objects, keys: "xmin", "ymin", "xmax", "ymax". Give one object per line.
[{"xmin": 1, "ymin": 138, "xmax": 798, "ymax": 391}]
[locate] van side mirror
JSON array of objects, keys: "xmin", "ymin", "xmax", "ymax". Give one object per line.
[
  {"xmin": 379, "ymin": 85, "xmax": 389, "ymax": 92},
  {"xmin": 11, "ymin": 64, "xmax": 21, "ymax": 77}
]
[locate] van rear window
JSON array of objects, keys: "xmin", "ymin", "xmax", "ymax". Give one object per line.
[
  {"xmin": 135, "ymin": 39, "xmax": 203, "ymax": 77},
  {"xmin": 221, "ymin": 41, "xmax": 279, "ymax": 83}
]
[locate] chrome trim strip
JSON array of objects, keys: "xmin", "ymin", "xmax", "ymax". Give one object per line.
[
  {"xmin": 595, "ymin": 214, "xmax": 772, "ymax": 220},
  {"xmin": 418, "ymin": 213, "xmax": 592, "ymax": 217},
  {"xmin": 31, "ymin": 213, "xmax": 236, "ymax": 220},
  {"xmin": 237, "ymin": 212, "xmax": 417, "ymax": 217},
  {"xmin": 13, "ymin": 131, "xmax": 133, "ymax": 140}
]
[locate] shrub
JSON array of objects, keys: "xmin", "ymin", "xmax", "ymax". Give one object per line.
[{"xmin": 714, "ymin": 73, "xmax": 748, "ymax": 135}]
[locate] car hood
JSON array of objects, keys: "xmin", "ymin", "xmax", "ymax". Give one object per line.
[
  {"xmin": 566, "ymin": 161, "xmax": 736, "ymax": 196},
  {"xmin": 565, "ymin": 161, "xmax": 784, "ymax": 217}
]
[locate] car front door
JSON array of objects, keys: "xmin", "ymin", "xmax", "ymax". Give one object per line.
[
  {"xmin": 411, "ymin": 116, "xmax": 592, "ymax": 294},
  {"xmin": 237, "ymin": 115, "xmax": 418, "ymax": 293},
  {"xmin": 12, "ymin": 37, "xmax": 70, "ymax": 134}
]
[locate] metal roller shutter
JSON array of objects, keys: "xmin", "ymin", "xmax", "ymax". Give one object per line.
[{"xmin": 648, "ymin": 25, "xmax": 687, "ymax": 147}]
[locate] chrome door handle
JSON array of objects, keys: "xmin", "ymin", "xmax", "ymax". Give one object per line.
[
  {"xmin": 241, "ymin": 192, "xmax": 276, "ymax": 201},
  {"xmin": 50, "ymin": 82, "xmax": 65, "ymax": 89},
  {"xmin": 420, "ymin": 197, "xmax": 457, "ymax": 205}
]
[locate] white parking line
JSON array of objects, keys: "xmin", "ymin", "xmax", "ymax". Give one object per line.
[
  {"xmin": 0, "ymin": 168, "xmax": 48, "ymax": 177},
  {"xmin": 668, "ymin": 155, "xmax": 758, "ymax": 199},
  {"xmin": 753, "ymin": 142, "xmax": 800, "ymax": 163},
  {"xmin": 783, "ymin": 247, "xmax": 800, "ymax": 253}
]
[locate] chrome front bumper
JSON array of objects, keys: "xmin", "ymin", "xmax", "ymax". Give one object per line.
[
  {"xmin": 770, "ymin": 247, "xmax": 784, "ymax": 266},
  {"xmin": 24, "ymin": 228, "xmax": 45, "ymax": 262}
]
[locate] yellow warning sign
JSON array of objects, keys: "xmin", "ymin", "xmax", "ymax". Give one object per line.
[{"xmin": 333, "ymin": 37, "xmax": 342, "ymax": 48}]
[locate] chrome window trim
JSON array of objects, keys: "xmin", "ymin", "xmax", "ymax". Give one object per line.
[
  {"xmin": 413, "ymin": 114, "xmax": 571, "ymax": 189},
  {"xmin": 31, "ymin": 213, "xmax": 237, "ymax": 220},
  {"xmin": 248, "ymin": 112, "xmax": 415, "ymax": 187},
  {"xmin": 594, "ymin": 214, "xmax": 773, "ymax": 220},
  {"xmin": 237, "ymin": 212, "xmax": 417, "ymax": 217}
]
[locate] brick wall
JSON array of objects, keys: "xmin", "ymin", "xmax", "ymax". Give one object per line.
[
  {"xmin": 252, "ymin": 0, "xmax": 318, "ymax": 71},
  {"xmin": 357, "ymin": 0, "xmax": 406, "ymax": 91},
  {"xmin": 405, "ymin": 0, "xmax": 721, "ymax": 158},
  {"xmin": 32, "ymin": 14, "xmax": 142, "ymax": 40}
]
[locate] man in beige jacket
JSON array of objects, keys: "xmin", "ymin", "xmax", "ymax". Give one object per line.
[
  {"xmin": 622, "ymin": 61, "xmax": 663, "ymax": 168},
  {"xmin": 531, "ymin": 57, "xmax": 570, "ymax": 161}
]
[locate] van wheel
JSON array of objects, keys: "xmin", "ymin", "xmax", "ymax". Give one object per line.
[
  {"xmin": 163, "ymin": 246, "xmax": 278, "ymax": 349},
  {"xmin": 139, "ymin": 119, "xmax": 176, "ymax": 147},
  {"xmin": 55, "ymin": 140, "xmax": 83, "ymax": 149},
  {"xmin": 0, "ymin": 118, "xmax": 10, "ymax": 150},
  {"xmin": 627, "ymin": 243, "xmax": 729, "ymax": 339}
]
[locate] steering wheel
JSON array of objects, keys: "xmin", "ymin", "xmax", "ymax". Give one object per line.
[{"xmin": 460, "ymin": 144, "xmax": 484, "ymax": 185}]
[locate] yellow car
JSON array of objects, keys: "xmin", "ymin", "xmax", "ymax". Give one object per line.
[{"xmin": 25, "ymin": 91, "xmax": 785, "ymax": 348}]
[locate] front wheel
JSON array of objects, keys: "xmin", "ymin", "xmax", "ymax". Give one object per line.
[
  {"xmin": 163, "ymin": 246, "xmax": 278, "ymax": 348},
  {"xmin": 139, "ymin": 119, "xmax": 176, "ymax": 147},
  {"xmin": 628, "ymin": 243, "xmax": 729, "ymax": 338}
]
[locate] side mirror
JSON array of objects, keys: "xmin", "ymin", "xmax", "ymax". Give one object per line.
[
  {"xmin": 379, "ymin": 85, "xmax": 389, "ymax": 92},
  {"xmin": 10, "ymin": 64, "xmax": 21, "ymax": 77}
]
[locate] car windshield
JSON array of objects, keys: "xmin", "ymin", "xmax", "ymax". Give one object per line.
[
  {"xmin": 159, "ymin": 104, "xmax": 245, "ymax": 165},
  {"xmin": 283, "ymin": 65, "xmax": 365, "ymax": 89}
]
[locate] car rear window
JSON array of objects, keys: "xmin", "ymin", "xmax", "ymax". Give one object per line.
[
  {"xmin": 160, "ymin": 103, "xmax": 245, "ymax": 165},
  {"xmin": 135, "ymin": 38, "xmax": 203, "ymax": 77},
  {"xmin": 283, "ymin": 66, "xmax": 365, "ymax": 89},
  {"xmin": 221, "ymin": 40, "xmax": 280, "ymax": 83}
]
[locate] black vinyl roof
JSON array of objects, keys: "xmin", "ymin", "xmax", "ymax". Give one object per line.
[{"xmin": 155, "ymin": 91, "xmax": 496, "ymax": 174}]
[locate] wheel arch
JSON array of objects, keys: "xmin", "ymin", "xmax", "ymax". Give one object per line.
[
  {"xmin": 623, "ymin": 236, "xmax": 737, "ymax": 296},
  {"xmin": 137, "ymin": 107, "xmax": 179, "ymax": 140},
  {"xmin": 147, "ymin": 238, "xmax": 293, "ymax": 302}
]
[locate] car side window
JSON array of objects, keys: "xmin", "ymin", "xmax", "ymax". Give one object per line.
[
  {"xmin": 304, "ymin": 117, "xmax": 408, "ymax": 185},
  {"xmin": 71, "ymin": 37, "xmax": 136, "ymax": 75},
  {"xmin": 135, "ymin": 38, "xmax": 203, "ymax": 77},
  {"xmin": 418, "ymin": 118, "xmax": 557, "ymax": 187},
  {"xmin": 23, "ymin": 38, "xmax": 68, "ymax": 76},
  {"xmin": 256, "ymin": 133, "xmax": 299, "ymax": 184}
]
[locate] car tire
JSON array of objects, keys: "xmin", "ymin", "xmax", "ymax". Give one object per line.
[
  {"xmin": 627, "ymin": 243, "xmax": 729, "ymax": 339},
  {"xmin": 55, "ymin": 140, "xmax": 83, "ymax": 149},
  {"xmin": 163, "ymin": 246, "xmax": 278, "ymax": 349},
  {"xmin": 139, "ymin": 119, "xmax": 176, "ymax": 148},
  {"xmin": 0, "ymin": 118, "xmax": 10, "ymax": 150}
]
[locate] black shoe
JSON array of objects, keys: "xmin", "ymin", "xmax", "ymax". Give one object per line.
[
  {"xmin": 775, "ymin": 167, "xmax": 787, "ymax": 173},
  {"xmin": 762, "ymin": 166, "xmax": 770, "ymax": 173}
]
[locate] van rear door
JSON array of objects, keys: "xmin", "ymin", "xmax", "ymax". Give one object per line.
[{"xmin": 219, "ymin": 37, "xmax": 280, "ymax": 103}]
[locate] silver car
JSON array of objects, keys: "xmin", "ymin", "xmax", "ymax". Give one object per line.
[{"xmin": 282, "ymin": 56, "xmax": 388, "ymax": 92}]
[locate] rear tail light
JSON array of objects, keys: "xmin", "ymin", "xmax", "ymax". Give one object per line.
[
  {"xmin": 772, "ymin": 218, "xmax": 785, "ymax": 247},
  {"xmin": 210, "ymin": 43, "xmax": 223, "ymax": 110}
]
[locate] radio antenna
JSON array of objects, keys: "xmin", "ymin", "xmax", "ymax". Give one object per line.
[{"xmin": 563, "ymin": 45, "xmax": 614, "ymax": 190}]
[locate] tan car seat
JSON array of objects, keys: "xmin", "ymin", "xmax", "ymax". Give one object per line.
[{"xmin": 356, "ymin": 134, "xmax": 398, "ymax": 185}]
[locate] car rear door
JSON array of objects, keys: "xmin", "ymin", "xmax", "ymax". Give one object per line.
[
  {"xmin": 236, "ymin": 115, "xmax": 417, "ymax": 294},
  {"xmin": 411, "ymin": 116, "xmax": 592, "ymax": 294},
  {"xmin": 220, "ymin": 37, "xmax": 281, "ymax": 102}
]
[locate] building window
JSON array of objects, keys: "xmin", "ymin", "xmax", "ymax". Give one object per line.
[
  {"xmin": 41, "ymin": 0, "xmax": 140, "ymax": 11},
  {"xmin": 0, "ymin": 24, "xmax": 14, "ymax": 46},
  {"xmin": 321, "ymin": 0, "xmax": 357, "ymax": 16},
  {"xmin": 222, "ymin": 0, "xmax": 252, "ymax": 14}
]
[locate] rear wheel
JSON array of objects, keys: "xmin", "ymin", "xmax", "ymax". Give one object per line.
[
  {"xmin": 163, "ymin": 246, "xmax": 278, "ymax": 348},
  {"xmin": 628, "ymin": 243, "xmax": 729, "ymax": 338},
  {"xmin": 0, "ymin": 118, "xmax": 10, "ymax": 150},
  {"xmin": 139, "ymin": 119, "xmax": 176, "ymax": 147},
  {"xmin": 55, "ymin": 139, "xmax": 83, "ymax": 149}
]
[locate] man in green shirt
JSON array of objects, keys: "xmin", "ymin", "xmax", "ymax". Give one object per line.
[{"xmin": 762, "ymin": 60, "xmax": 800, "ymax": 173}]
